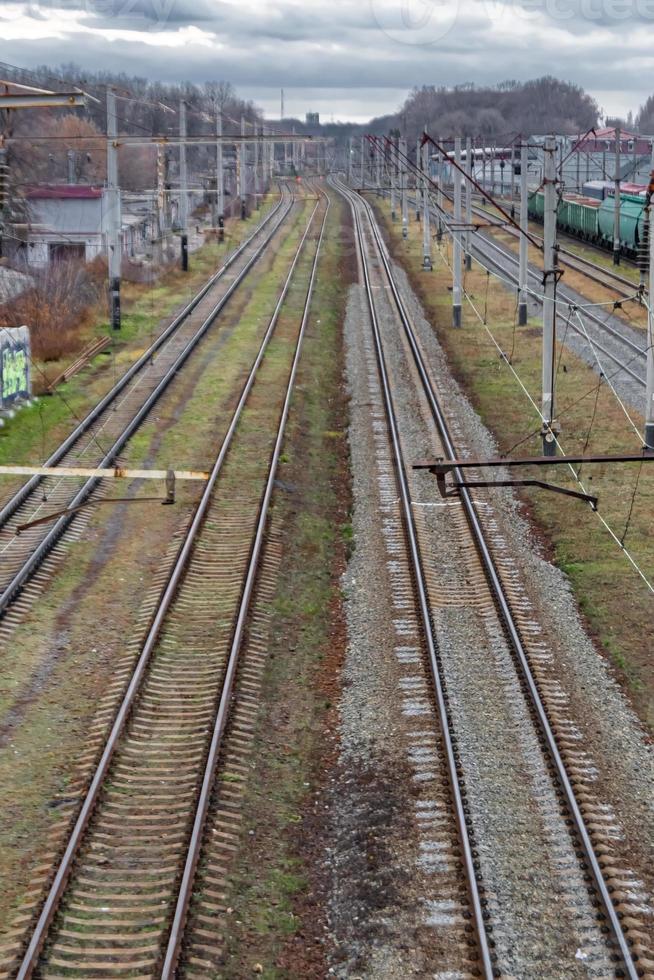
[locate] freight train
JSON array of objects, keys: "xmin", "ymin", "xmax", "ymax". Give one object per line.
[{"xmin": 527, "ymin": 189, "xmax": 647, "ymax": 259}]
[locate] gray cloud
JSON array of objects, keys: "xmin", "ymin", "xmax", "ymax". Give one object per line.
[{"xmin": 0, "ymin": 0, "xmax": 651, "ymax": 118}]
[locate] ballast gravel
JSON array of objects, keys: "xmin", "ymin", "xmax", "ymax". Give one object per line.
[{"xmin": 324, "ymin": 214, "xmax": 653, "ymax": 979}]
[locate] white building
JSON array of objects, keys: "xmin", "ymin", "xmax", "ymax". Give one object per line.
[
  {"xmin": 21, "ymin": 184, "xmax": 107, "ymax": 267},
  {"xmin": 15, "ymin": 185, "xmax": 161, "ymax": 269}
]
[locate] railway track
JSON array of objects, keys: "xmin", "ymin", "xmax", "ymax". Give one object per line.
[
  {"xmin": 336, "ymin": 178, "xmax": 649, "ymax": 978},
  {"xmin": 470, "ymin": 195, "xmax": 641, "ymax": 297},
  {"xmin": 0, "ymin": 183, "xmax": 296, "ymax": 635},
  {"xmin": 3, "ymin": 183, "xmax": 329, "ymax": 980},
  {"xmin": 470, "ymin": 230, "xmax": 647, "ymax": 389},
  {"xmin": 400, "ymin": 187, "xmax": 649, "ymax": 394},
  {"xmin": 380, "ymin": 188, "xmax": 647, "ymax": 392}
]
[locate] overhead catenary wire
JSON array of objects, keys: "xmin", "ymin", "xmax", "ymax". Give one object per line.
[{"xmin": 426, "ymin": 210, "xmax": 654, "ymax": 593}]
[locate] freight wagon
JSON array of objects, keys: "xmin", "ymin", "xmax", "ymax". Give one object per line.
[{"xmin": 527, "ymin": 190, "xmax": 646, "ymax": 258}]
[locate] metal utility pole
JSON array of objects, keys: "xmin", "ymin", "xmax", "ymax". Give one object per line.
[
  {"xmin": 434, "ymin": 137, "xmax": 443, "ymax": 242},
  {"xmin": 518, "ymin": 139, "xmax": 529, "ymax": 325},
  {"xmin": 389, "ymin": 139, "xmax": 397, "ymax": 221},
  {"xmin": 400, "ymin": 138, "xmax": 408, "ymax": 238},
  {"xmin": 254, "ymin": 125, "xmax": 260, "ymax": 209},
  {"xmin": 360, "ymin": 136, "xmax": 365, "ymax": 188},
  {"xmin": 452, "ymin": 136, "xmax": 463, "ymax": 327},
  {"xmin": 155, "ymin": 144, "xmax": 168, "ymax": 263},
  {"xmin": 348, "ymin": 137, "xmax": 353, "ymax": 184},
  {"xmin": 106, "ymin": 88, "xmax": 122, "ymax": 329},
  {"xmin": 422, "ymin": 138, "xmax": 432, "ymax": 270},
  {"xmin": 179, "ymin": 100, "xmax": 189, "ymax": 270},
  {"xmin": 613, "ymin": 125, "xmax": 621, "ymax": 265},
  {"xmin": 239, "ymin": 115, "xmax": 247, "ymax": 219},
  {"xmin": 415, "ymin": 137, "xmax": 422, "ymax": 220},
  {"xmin": 268, "ymin": 126, "xmax": 275, "ymax": 180},
  {"xmin": 541, "ymin": 136, "xmax": 559, "ymax": 455},
  {"xmin": 465, "ymin": 136, "xmax": 472, "ymax": 271},
  {"xmin": 216, "ymin": 108, "xmax": 224, "ymax": 239},
  {"xmin": 645, "ymin": 171, "xmax": 654, "ymax": 449}
]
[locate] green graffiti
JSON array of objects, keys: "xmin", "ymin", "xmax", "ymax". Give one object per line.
[{"xmin": 2, "ymin": 346, "xmax": 29, "ymax": 402}]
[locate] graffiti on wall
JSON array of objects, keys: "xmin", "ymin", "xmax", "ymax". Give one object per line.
[{"xmin": 0, "ymin": 326, "xmax": 30, "ymax": 406}]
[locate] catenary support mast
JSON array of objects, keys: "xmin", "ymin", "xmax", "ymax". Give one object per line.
[
  {"xmin": 519, "ymin": 138, "xmax": 529, "ymax": 325},
  {"xmin": 541, "ymin": 135, "xmax": 559, "ymax": 455},
  {"xmin": 106, "ymin": 88, "xmax": 122, "ymax": 327},
  {"xmin": 452, "ymin": 136, "xmax": 463, "ymax": 327},
  {"xmin": 179, "ymin": 100, "xmax": 189, "ymax": 270}
]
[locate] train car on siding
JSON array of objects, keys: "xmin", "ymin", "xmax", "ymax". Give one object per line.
[
  {"xmin": 527, "ymin": 189, "xmax": 645, "ymax": 257},
  {"xmin": 598, "ymin": 194, "xmax": 646, "ymax": 255}
]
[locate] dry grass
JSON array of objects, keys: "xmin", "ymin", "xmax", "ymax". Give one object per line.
[{"xmin": 0, "ymin": 259, "xmax": 102, "ymax": 362}]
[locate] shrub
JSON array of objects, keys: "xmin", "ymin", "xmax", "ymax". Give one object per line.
[{"xmin": 0, "ymin": 258, "xmax": 102, "ymax": 363}]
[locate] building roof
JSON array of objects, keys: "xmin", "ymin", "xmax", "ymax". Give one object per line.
[
  {"xmin": 590, "ymin": 126, "xmax": 638, "ymax": 140},
  {"xmin": 25, "ymin": 185, "xmax": 104, "ymax": 200}
]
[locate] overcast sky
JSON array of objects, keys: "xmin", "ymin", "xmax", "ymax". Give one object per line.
[{"xmin": 0, "ymin": 0, "xmax": 652, "ymax": 122}]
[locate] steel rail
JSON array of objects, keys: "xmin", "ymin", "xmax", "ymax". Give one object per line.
[
  {"xmin": 161, "ymin": 185, "xmax": 330, "ymax": 979},
  {"xmin": 403, "ymin": 183, "xmax": 646, "ymax": 386},
  {"xmin": 471, "ymin": 233, "xmax": 646, "ymax": 387},
  {"xmin": 16, "ymin": 186, "xmax": 326, "ymax": 980},
  {"xmin": 0, "ymin": 186, "xmax": 288, "ymax": 532},
  {"xmin": 397, "ymin": 186, "xmax": 647, "ymax": 376},
  {"xmin": 332, "ymin": 177, "xmax": 495, "ymax": 980},
  {"xmin": 474, "ymin": 225, "xmax": 646, "ymax": 360},
  {"xmin": 0, "ymin": 188, "xmax": 298, "ymax": 619},
  {"xmin": 350, "ymin": 180, "xmax": 640, "ymax": 980}
]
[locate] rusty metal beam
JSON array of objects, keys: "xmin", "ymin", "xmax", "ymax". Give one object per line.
[
  {"xmin": 0, "ymin": 92, "xmax": 86, "ymax": 109},
  {"xmin": 0, "ymin": 464, "xmax": 207, "ymax": 480},
  {"xmin": 414, "ymin": 451, "xmax": 654, "ymax": 472}
]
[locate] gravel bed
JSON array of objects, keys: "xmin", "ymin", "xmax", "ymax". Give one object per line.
[
  {"xmin": 327, "ymin": 286, "xmax": 476, "ymax": 979},
  {"xmin": 374, "ymin": 251, "xmax": 617, "ymax": 976},
  {"xmin": 329, "ymin": 187, "xmax": 652, "ymax": 979},
  {"xmin": 391, "ymin": 251, "xmax": 654, "ymax": 962}
]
